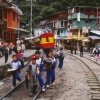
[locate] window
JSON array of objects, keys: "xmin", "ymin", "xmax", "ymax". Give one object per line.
[
  {"xmin": 57, "ymin": 30, "xmax": 60, "ymax": 35},
  {"xmin": 61, "ymin": 21, "xmax": 63, "ymax": 27},
  {"xmin": 76, "ymin": 7, "xmax": 80, "ymax": 13},
  {"xmin": 13, "ymin": 12, "xmax": 15, "ymax": 21},
  {"xmin": 85, "ymin": 19, "xmax": 92, "ymax": 23},
  {"xmin": 46, "ymin": 37, "xmax": 49, "ymax": 42},
  {"xmin": 61, "ymin": 30, "xmax": 63, "ymax": 33},
  {"xmin": 0, "ymin": 7, "xmax": 2, "ymax": 19},
  {"xmin": 4, "ymin": 8, "xmax": 7, "ymax": 19}
]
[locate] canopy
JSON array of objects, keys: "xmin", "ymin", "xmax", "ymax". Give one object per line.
[
  {"xmin": 8, "ymin": 27, "xmax": 30, "ymax": 33},
  {"xmin": 63, "ymin": 36, "xmax": 88, "ymax": 40},
  {"xmin": 90, "ymin": 30, "xmax": 100, "ymax": 35},
  {"xmin": 82, "ymin": 39, "xmax": 90, "ymax": 42},
  {"xmin": 89, "ymin": 36, "xmax": 100, "ymax": 40}
]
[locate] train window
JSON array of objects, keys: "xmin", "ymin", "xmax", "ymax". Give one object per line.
[{"xmin": 46, "ymin": 37, "xmax": 49, "ymax": 42}]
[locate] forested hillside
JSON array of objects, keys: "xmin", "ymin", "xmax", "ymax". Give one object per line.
[{"xmin": 12, "ymin": 0, "xmax": 100, "ymax": 25}]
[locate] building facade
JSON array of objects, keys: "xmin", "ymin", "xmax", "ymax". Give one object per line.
[
  {"xmin": 65, "ymin": 6, "xmax": 100, "ymax": 48},
  {"xmin": 34, "ymin": 11, "xmax": 68, "ymax": 47},
  {"xmin": 0, "ymin": 0, "xmax": 22, "ymax": 44}
]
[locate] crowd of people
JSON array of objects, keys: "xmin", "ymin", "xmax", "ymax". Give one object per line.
[
  {"xmin": 0, "ymin": 39, "xmax": 25, "ymax": 64},
  {"xmin": 8, "ymin": 47, "xmax": 65, "ymax": 97},
  {"xmin": 69, "ymin": 43, "xmax": 100, "ymax": 63}
]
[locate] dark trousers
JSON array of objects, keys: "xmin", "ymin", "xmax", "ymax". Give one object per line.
[
  {"xmin": 70, "ymin": 50, "xmax": 73, "ymax": 55},
  {"xmin": 80, "ymin": 51, "xmax": 83, "ymax": 57},
  {"xmin": 74, "ymin": 50, "xmax": 76, "ymax": 55},
  {"xmin": 5, "ymin": 53, "xmax": 8, "ymax": 63}
]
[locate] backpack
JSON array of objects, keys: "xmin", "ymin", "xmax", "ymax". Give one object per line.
[
  {"xmin": 60, "ymin": 51, "xmax": 64, "ymax": 58},
  {"xmin": 54, "ymin": 53, "xmax": 58, "ymax": 58}
]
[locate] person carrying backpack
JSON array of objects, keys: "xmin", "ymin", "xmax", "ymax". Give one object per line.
[
  {"xmin": 25, "ymin": 56, "xmax": 39, "ymax": 97},
  {"xmin": 58, "ymin": 48, "xmax": 65, "ymax": 69}
]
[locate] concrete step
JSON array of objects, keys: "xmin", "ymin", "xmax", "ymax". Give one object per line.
[
  {"xmin": 89, "ymin": 83, "xmax": 99, "ymax": 86},
  {"xmin": 87, "ymin": 75, "xmax": 95, "ymax": 77},
  {"xmin": 91, "ymin": 91, "xmax": 100, "ymax": 94},
  {"xmin": 90, "ymin": 86, "xmax": 100, "ymax": 90},
  {"xmin": 92, "ymin": 97, "xmax": 100, "ymax": 100}
]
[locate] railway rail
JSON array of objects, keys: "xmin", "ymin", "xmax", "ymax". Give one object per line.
[
  {"xmin": 1, "ymin": 50, "xmax": 100, "ymax": 100},
  {"xmin": 67, "ymin": 51, "xmax": 100, "ymax": 100}
]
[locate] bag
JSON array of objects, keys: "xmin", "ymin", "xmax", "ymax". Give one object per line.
[
  {"xmin": 54, "ymin": 53, "xmax": 58, "ymax": 58},
  {"xmin": 43, "ymin": 58, "xmax": 52, "ymax": 70},
  {"xmin": 5, "ymin": 48, "xmax": 8, "ymax": 53},
  {"xmin": 60, "ymin": 51, "xmax": 64, "ymax": 58}
]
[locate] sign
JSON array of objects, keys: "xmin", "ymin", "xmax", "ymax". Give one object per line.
[
  {"xmin": 82, "ymin": 26, "xmax": 88, "ymax": 34},
  {"xmin": 77, "ymin": 12, "xmax": 80, "ymax": 21},
  {"xmin": 0, "ymin": 20, "xmax": 7, "ymax": 30},
  {"xmin": 67, "ymin": 32, "xmax": 72, "ymax": 36}
]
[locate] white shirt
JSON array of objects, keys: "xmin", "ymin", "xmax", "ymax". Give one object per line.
[
  {"xmin": 36, "ymin": 57, "xmax": 42, "ymax": 66},
  {"xmin": 12, "ymin": 62, "xmax": 18, "ymax": 69},
  {"xmin": 22, "ymin": 44, "xmax": 25, "ymax": 50},
  {"xmin": 39, "ymin": 49, "xmax": 44, "ymax": 57},
  {"xmin": 6, "ymin": 47, "xmax": 9, "ymax": 53}
]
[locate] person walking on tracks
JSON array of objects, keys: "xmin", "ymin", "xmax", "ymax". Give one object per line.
[
  {"xmin": 8, "ymin": 54, "xmax": 22, "ymax": 88},
  {"xmin": 45, "ymin": 50, "xmax": 56, "ymax": 87},
  {"xmin": 58, "ymin": 48, "xmax": 65, "ymax": 69},
  {"xmin": 35, "ymin": 51, "xmax": 45, "ymax": 91},
  {"xmin": 94, "ymin": 47, "xmax": 100, "ymax": 63},
  {"xmin": 39, "ymin": 47, "xmax": 44, "ymax": 58},
  {"xmin": 26, "ymin": 56, "xmax": 39, "ymax": 97},
  {"xmin": 80, "ymin": 44, "xmax": 83, "ymax": 57}
]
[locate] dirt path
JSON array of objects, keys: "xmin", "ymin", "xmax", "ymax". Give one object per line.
[
  {"xmin": 38, "ymin": 55, "xmax": 91, "ymax": 100},
  {"xmin": 5, "ymin": 55, "xmax": 91, "ymax": 100}
]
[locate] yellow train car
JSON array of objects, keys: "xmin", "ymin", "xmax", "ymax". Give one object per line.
[{"xmin": 34, "ymin": 33, "xmax": 54, "ymax": 49}]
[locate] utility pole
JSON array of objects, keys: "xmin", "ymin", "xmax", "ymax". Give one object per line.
[
  {"xmin": 30, "ymin": 0, "xmax": 32, "ymax": 39},
  {"xmin": 96, "ymin": 7, "xmax": 98, "ymax": 30},
  {"xmin": 17, "ymin": 0, "xmax": 20, "ymax": 39}
]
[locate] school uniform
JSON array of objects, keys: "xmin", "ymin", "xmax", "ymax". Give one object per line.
[
  {"xmin": 46, "ymin": 57, "xmax": 56, "ymax": 86},
  {"xmin": 39, "ymin": 49, "xmax": 44, "ymax": 58},
  {"xmin": 9, "ymin": 60, "xmax": 22, "ymax": 86},
  {"xmin": 58, "ymin": 50, "xmax": 65, "ymax": 69},
  {"xmin": 36, "ymin": 57, "xmax": 45, "ymax": 89},
  {"xmin": 26, "ymin": 62, "xmax": 39, "ymax": 96}
]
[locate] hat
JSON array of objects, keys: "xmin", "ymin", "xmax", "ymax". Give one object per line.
[
  {"xmin": 17, "ymin": 46, "xmax": 21, "ymax": 51},
  {"xmin": 31, "ymin": 56, "xmax": 36, "ymax": 60}
]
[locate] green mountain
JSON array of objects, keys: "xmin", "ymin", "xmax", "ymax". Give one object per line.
[{"xmin": 12, "ymin": 0, "xmax": 100, "ymax": 27}]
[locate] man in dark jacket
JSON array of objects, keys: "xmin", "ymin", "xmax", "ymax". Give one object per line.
[{"xmin": 80, "ymin": 44, "xmax": 83, "ymax": 57}]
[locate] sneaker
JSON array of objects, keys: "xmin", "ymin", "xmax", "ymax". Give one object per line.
[
  {"xmin": 52, "ymin": 82, "xmax": 55, "ymax": 85},
  {"xmin": 46, "ymin": 85, "xmax": 49, "ymax": 88},
  {"xmin": 50, "ymin": 82, "xmax": 55, "ymax": 86},
  {"xmin": 11, "ymin": 86, "xmax": 15, "ymax": 89},
  {"xmin": 42, "ymin": 87, "xmax": 45, "ymax": 92}
]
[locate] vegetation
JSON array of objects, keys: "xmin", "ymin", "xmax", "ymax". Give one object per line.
[{"xmin": 12, "ymin": 0, "xmax": 100, "ymax": 27}]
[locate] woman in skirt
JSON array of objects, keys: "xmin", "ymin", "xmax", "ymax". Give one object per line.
[{"xmin": 94, "ymin": 47, "xmax": 99, "ymax": 63}]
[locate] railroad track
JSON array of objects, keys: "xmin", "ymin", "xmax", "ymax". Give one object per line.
[
  {"xmin": 66, "ymin": 51, "xmax": 100, "ymax": 100},
  {"xmin": 0, "ymin": 61, "xmax": 29, "ymax": 100},
  {"xmin": 2, "ymin": 50, "xmax": 100, "ymax": 100}
]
